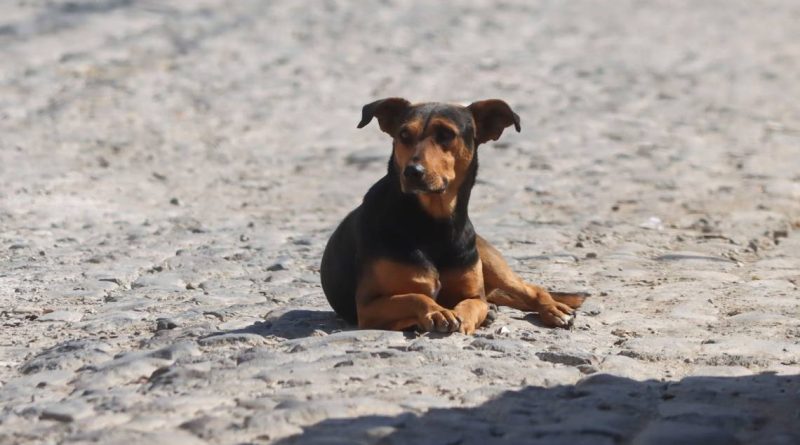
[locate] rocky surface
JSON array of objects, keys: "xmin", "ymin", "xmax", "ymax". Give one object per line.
[{"xmin": 1, "ymin": 1, "xmax": 799, "ymax": 444}]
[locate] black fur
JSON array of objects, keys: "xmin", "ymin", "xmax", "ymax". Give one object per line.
[{"xmin": 320, "ymin": 105, "xmax": 480, "ymax": 325}]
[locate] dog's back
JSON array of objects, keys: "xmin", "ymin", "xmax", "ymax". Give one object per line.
[{"xmin": 320, "ymin": 208, "xmax": 360, "ymax": 324}]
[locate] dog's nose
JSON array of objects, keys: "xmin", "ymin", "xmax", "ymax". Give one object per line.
[{"xmin": 404, "ymin": 164, "xmax": 425, "ymax": 180}]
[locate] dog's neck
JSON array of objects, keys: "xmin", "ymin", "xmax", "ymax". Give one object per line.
[{"xmin": 416, "ymin": 188, "xmax": 459, "ymax": 221}]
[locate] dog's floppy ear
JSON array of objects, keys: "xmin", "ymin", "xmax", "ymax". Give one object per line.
[
  {"xmin": 357, "ymin": 97, "xmax": 411, "ymax": 135},
  {"xmin": 468, "ymin": 99, "xmax": 521, "ymax": 145}
]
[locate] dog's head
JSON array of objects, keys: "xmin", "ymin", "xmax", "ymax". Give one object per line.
[{"xmin": 358, "ymin": 98, "xmax": 520, "ymax": 195}]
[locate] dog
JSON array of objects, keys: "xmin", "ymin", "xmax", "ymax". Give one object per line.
[{"xmin": 320, "ymin": 98, "xmax": 586, "ymax": 334}]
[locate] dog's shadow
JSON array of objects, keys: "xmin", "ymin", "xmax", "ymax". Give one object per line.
[
  {"xmin": 221, "ymin": 308, "xmax": 352, "ymax": 340},
  {"xmin": 223, "ymin": 309, "xmax": 445, "ymax": 340},
  {"xmin": 210, "ymin": 295, "xmax": 592, "ymax": 341}
]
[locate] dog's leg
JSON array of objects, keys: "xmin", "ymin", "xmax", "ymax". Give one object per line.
[
  {"xmin": 356, "ymin": 259, "xmax": 462, "ymax": 332},
  {"xmin": 451, "ymin": 298, "xmax": 489, "ymax": 334},
  {"xmin": 437, "ymin": 262, "xmax": 490, "ymax": 334},
  {"xmin": 548, "ymin": 291, "xmax": 590, "ymax": 309},
  {"xmin": 477, "ymin": 235, "xmax": 586, "ymax": 328},
  {"xmin": 357, "ymin": 293, "xmax": 462, "ymax": 332}
]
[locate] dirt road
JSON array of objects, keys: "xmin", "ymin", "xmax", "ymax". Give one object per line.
[{"xmin": 1, "ymin": 1, "xmax": 799, "ymax": 444}]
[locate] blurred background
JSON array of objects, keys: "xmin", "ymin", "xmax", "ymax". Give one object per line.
[{"xmin": 3, "ymin": 1, "xmax": 798, "ymax": 236}]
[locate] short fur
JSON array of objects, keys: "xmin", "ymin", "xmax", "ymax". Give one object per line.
[{"xmin": 321, "ymin": 98, "xmax": 586, "ymax": 333}]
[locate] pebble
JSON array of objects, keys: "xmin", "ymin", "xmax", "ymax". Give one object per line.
[
  {"xmin": 20, "ymin": 340, "xmax": 114, "ymax": 374},
  {"xmin": 155, "ymin": 318, "xmax": 178, "ymax": 331},
  {"xmin": 40, "ymin": 399, "xmax": 94, "ymax": 423},
  {"xmin": 468, "ymin": 338, "xmax": 534, "ymax": 354},
  {"xmin": 197, "ymin": 333, "xmax": 266, "ymax": 347},
  {"xmin": 654, "ymin": 252, "xmax": 734, "ymax": 264},
  {"xmin": 536, "ymin": 350, "xmax": 596, "ymax": 367},
  {"xmin": 597, "ymin": 355, "xmax": 656, "ymax": 380},
  {"xmin": 640, "ymin": 216, "xmax": 664, "ymax": 231},
  {"xmin": 579, "ymin": 299, "xmax": 604, "ymax": 316},
  {"xmin": 37, "ymin": 310, "xmax": 83, "ymax": 323},
  {"xmin": 9, "ymin": 305, "xmax": 43, "ymax": 315}
]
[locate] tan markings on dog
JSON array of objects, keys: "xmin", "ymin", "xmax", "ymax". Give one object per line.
[
  {"xmin": 413, "ymin": 118, "xmax": 475, "ymax": 219},
  {"xmin": 453, "ymin": 298, "xmax": 489, "ymax": 334},
  {"xmin": 548, "ymin": 292, "xmax": 588, "ymax": 309},
  {"xmin": 356, "ymin": 258, "xmax": 439, "ymax": 303},
  {"xmin": 392, "ymin": 118, "xmax": 424, "ymax": 183},
  {"xmin": 436, "ymin": 259, "xmax": 489, "ymax": 334},
  {"xmin": 437, "ymin": 259, "xmax": 485, "ymax": 309},
  {"xmin": 355, "ymin": 258, "xmax": 471, "ymax": 332},
  {"xmin": 416, "ymin": 194, "xmax": 455, "ymax": 219},
  {"xmin": 477, "ymin": 235, "xmax": 528, "ymax": 298},
  {"xmin": 477, "ymin": 235, "xmax": 582, "ymax": 328},
  {"xmin": 357, "ymin": 293, "xmax": 446, "ymax": 330}
]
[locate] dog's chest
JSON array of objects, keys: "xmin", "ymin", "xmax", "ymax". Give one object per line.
[{"xmin": 417, "ymin": 255, "xmax": 484, "ymax": 304}]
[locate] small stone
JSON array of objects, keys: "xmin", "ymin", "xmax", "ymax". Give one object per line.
[
  {"xmin": 198, "ymin": 333, "xmax": 265, "ymax": 347},
  {"xmin": 468, "ymin": 338, "xmax": 532, "ymax": 354},
  {"xmin": 266, "ymin": 262, "xmax": 288, "ymax": 271},
  {"xmin": 156, "ymin": 318, "xmax": 178, "ymax": 331},
  {"xmin": 37, "ymin": 310, "xmax": 83, "ymax": 323},
  {"xmin": 536, "ymin": 350, "xmax": 596, "ymax": 366},
  {"xmin": 20, "ymin": 340, "xmax": 114, "ymax": 374},
  {"xmin": 40, "ymin": 400, "xmax": 93, "ymax": 422},
  {"xmin": 598, "ymin": 355, "xmax": 655, "ymax": 380},
  {"xmin": 640, "ymin": 216, "xmax": 664, "ymax": 230},
  {"xmin": 179, "ymin": 415, "xmax": 233, "ymax": 439},
  {"xmin": 655, "ymin": 252, "xmax": 734, "ymax": 263},
  {"xmin": 10, "ymin": 305, "xmax": 43, "ymax": 315},
  {"xmin": 580, "ymin": 299, "xmax": 604, "ymax": 316},
  {"xmin": 148, "ymin": 342, "xmax": 201, "ymax": 361}
]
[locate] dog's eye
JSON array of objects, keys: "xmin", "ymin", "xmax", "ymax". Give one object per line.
[
  {"xmin": 436, "ymin": 128, "xmax": 455, "ymax": 145},
  {"xmin": 398, "ymin": 129, "xmax": 412, "ymax": 144}
]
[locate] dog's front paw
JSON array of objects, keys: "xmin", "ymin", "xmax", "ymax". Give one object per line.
[
  {"xmin": 538, "ymin": 302, "xmax": 576, "ymax": 329},
  {"xmin": 456, "ymin": 315, "xmax": 480, "ymax": 335},
  {"xmin": 418, "ymin": 308, "xmax": 461, "ymax": 333},
  {"xmin": 455, "ymin": 306, "xmax": 493, "ymax": 335}
]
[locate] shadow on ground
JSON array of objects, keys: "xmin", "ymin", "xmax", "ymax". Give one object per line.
[
  {"xmin": 274, "ymin": 373, "xmax": 800, "ymax": 445},
  {"xmin": 221, "ymin": 309, "xmax": 352, "ymax": 339}
]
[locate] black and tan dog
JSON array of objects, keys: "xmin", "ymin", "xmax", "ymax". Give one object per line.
[{"xmin": 321, "ymin": 98, "xmax": 586, "ymax": 334}]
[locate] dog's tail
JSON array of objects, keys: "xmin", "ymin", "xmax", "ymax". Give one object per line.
[{"xmin": 549, "ymin": 291, "xmax": 590, "ymax": 309}]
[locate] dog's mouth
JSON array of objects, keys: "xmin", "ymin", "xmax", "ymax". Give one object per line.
[
  {"xmin": 411, "ymin": 186, "xmax": 447, "ymax": 195},
  {"xmin": 403, "ymin": 178, "xmax": 448, "ymax": 195}
]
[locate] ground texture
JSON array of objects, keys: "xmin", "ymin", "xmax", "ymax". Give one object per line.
[{"xmin": 1, "ymin": 1, "xmax": 799, "ymax": 444}]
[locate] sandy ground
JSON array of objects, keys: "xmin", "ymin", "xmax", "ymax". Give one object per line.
[{"xmin": 1, "ymin": 1, "xmax": 799, "ymax": 444}]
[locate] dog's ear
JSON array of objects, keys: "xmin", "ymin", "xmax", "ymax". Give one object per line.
[
  {"xmin": 357, "ymin": 97, "xmax": 411, "ymax": 136},
  {"xmin": 468, "ymin": 99, "xmax": 521, "ymax": 145}
]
